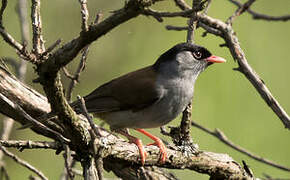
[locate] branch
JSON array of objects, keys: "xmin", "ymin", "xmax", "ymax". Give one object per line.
[
  {"xmin": 197, "ymin": 14, "xmax": 290, "ymax": 129},
  {"xmin": 228, "ymin": 0, "xmax": 290, "ymax": 21},
  {"xmin": 31, "ymin": 0, "xmax": 45, "ymax": 55},
  {"xmin": 0, "ymin": 140, "xmax": 60, "ymax": 150},
  {"xmin": 95, "ymin": 131, "xmax": 251, "ymax": 179},
  {"xmin": 0, "ymin": 146, "xmax": 48, "ymax": 180},
  {"xmin": 0, "ymin": 0, "xmax": 23, "ymax": 53},
  {"xmin": 226, "ymin": 0, "xmax": 256, "ymax": 24},
  {"xmin": 191, "ymin": 121, "xmax": 290, "ymax": 172},
  {"xmin": 65, "ymin": 46, "xmax": 89, "ymax": 102},
  {"xmin": 78, "ymin": 0, "xmax": 89, "ymax": 31}
]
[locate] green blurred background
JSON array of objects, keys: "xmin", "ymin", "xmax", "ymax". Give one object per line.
[{"xmin": 0, "ymin": 0, "xmax": 289, "ymax": 179}]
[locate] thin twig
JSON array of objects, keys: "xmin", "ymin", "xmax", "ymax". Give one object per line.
[
  {"xmin": 91, "ymin": 132, "xmax": 104, "ymax": 180},
  {"xmin": 142, "ymin": 8, "xmax": 194, "ymax": 20},
  {"xmin": 165, "ymin": 25, "xmax": 187, "ymax": 31},
  {"xmin": 203, "ymin": 0, "xmax": 212, "ymax": 15},
  {"xmin": 63, "ymin": 145, "xmax": 74, "ymax": 180},
  {"xmin": 60, "ymin": 149, "xmax": 77, "ymax": 180},
  {"xmin": 78, "ymin": 0, "xmax": 89, "ymax": 31},
  {"xmin": 0, "ymin": 0, "xmax": 24, "ymax": 54},
  {"xmin": 191, "ymin": 121, "xmax": 290, "ymax": 172},
  {"xmin": 0, "ymin": 140, "xmax": 60, "ymax": 150},
  {"xmin": 174, "ymin": 0, "xmax": 191, "ymax": 10},
  {"xmin": 77, "ymin": 96, "xmax": 101, "ymax": 137},
  {"xmin": 228, "ymin": 0, "xmax": 290, "ymax": 21},
  {"xmin": 0, "ymin": 146, "xmax": 48, "ymax": 180},
  {"xmin": 77, "ymin": 95, "xmax": 104, "ymax": 179},
  {"xmin": 229, "ymin": 0, "xmax": 290, "ymax": 21},
  {"xmin": 227, "ymin": 0, "xmax": 256, "ymax": 24},
  {"xmin": 66, "ymin": 47, "xmax": 89, "ymax": 102},
  {"xmin": 31, "ymin": 0, "xmax": 45, "ymax": 55},
  {"xmin": 93, "ymin": 13, "xmax": 103, "ymax": 25},
  {"xmin": 41, "ymin": 39, "xmax": 61, "ymax": 58},
  {"xmin": 62, "ymin": 67, "xmax": 75, "ymax": 80}
]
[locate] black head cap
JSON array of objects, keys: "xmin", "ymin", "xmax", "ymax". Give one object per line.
[{"xmin": 153, "ymin": 43, "xmax": 212, "ymax": 69}]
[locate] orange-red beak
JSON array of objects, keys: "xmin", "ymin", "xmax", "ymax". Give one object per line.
[{"xmin": 206, "ymin": 55, "xmax": 226, "ymax": 63}]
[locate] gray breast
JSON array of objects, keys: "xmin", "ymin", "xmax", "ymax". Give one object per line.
[{"xmin": 99, "ymin": 75, "xmax": 196, "ymax": 130}]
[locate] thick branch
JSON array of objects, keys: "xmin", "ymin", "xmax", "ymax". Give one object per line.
[{"xmin": 96, "ymin": 131, "xmax": 250, "ymax": 179}]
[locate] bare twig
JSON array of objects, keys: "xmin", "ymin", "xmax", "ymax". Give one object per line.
[
  {"xmin": 62, "ymin": 67, "xmax": 75, "ymax": 80},
  {"xmin": 63, "ymin": 145, "xmax": 74, "ymax": 180},
  {"xmin": 93, "ymin": 13, "xmax": 103, "ymax": 25},
  {"xmin": 41, "ymin": 39, "xmax": 61, "ymax": 58},
  {"xmin": 78, "ymin": 0, "xmax": 89, "ymax": 31},
  {"xmin": 0, "ymin": 140, "xmax": 60, "ymax": 150},
  {"xmin": 228, "ymin": 0, "xmax": 290, "ymax": 21},
  {"xmin": 77, "ymin": 96, "xmax": 104, "ymax": 179},
  {"xmin": 31, "ymin": 0, "xmax": 45, "ymax": 55},
  {"xmin": 227, "ymin": 0, "xmax": 256, "ymax": 24},
  {"xmin": 174, "ymin": 0, "xmax": 191, "ymax": 10},
  {"xmin": 0, "ymin": 146, "xmax": 48, "ymax": 180},
  {"xmin": 0, "ymin": 0, "xmax": 24, "ymax": 54},
  {"xmin": 66, "ymin": 47, "xmax": 89, "ymax": 102},
  {"xmin": 142, "ymin": 8, "xmax": 194, "ymax": 22},
  {"xmin": 203, "ymin": 0, "xmax": 212, "ymax": 15},
  {"xmin": 60, "ymin": 148, "xmax": 76, "ymax": 180},
  {"xmin": 191, "ymin": 121, "xmax": 290, "ymax": 172},
  {"xmin": 77, "ymin": 96, "xmax": 101, "ymax": 137},
  {"xmin": 165, "ymin": 25, "xmax": 187, "ymax": 31},
  {"xmin": 92, "ymin": 135, "xmax": 104, "ymax": 180}
]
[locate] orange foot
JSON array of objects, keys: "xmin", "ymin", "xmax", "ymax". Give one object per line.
[
  {"xmin": 136, "ymin": 129, "xmax": 167, "ymax": 164},
  {"xmin": 117, "ymin": 129, "xmax": 147, "ymax": 165},
  {"xmin": 129, "ymin": 138, "xmax": 147, "ymax": 165}
]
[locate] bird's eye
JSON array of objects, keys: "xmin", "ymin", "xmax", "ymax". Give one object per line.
[{"xmin": 193, "ymin": 51, "xmax": 202, "ymax": 59}]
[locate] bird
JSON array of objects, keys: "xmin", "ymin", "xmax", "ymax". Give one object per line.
[{"xmin": 71, "ymin": 42, "xmax": 226, "ymax": 165}]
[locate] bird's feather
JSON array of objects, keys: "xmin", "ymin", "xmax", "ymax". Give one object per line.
[{"xmin": 72, "ymin": 66, "xmax": 161, "ymax": 113}]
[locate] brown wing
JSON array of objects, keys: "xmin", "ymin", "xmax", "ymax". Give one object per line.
[{"xmin": 79, "ymin": 66, "xmax": 161, "ymax": 113}]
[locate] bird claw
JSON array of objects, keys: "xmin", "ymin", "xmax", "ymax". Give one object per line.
[
  {"xmin": 130, "ymin": 138, "xmax": 147, "ymax": 165},
  {"xmin": 147, "ymin": 139, "xmax": 167, "ymax": 164}
]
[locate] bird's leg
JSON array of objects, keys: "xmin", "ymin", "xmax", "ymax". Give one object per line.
[
  {"xmin": 116, "ymin": 128, "xmax": 147, "ymax": 165},
  {"xmin": 136, "ymin": 129, "xmax": 167, "ymax": 164}
]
